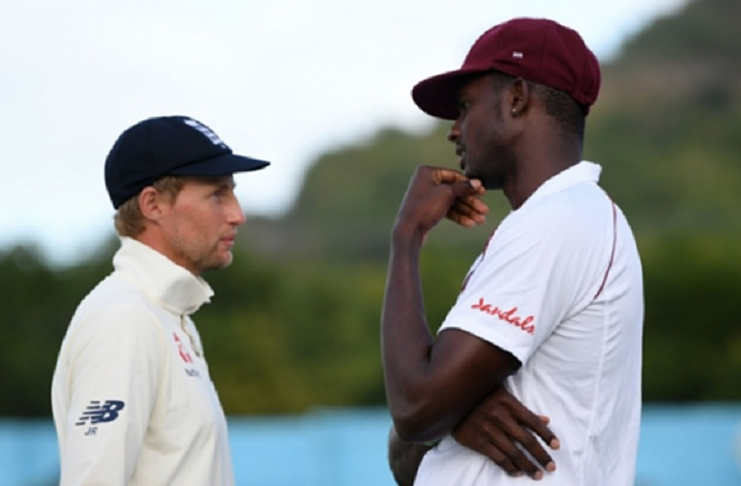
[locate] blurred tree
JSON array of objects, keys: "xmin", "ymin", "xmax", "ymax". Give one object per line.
[
  {"xmin": 2, "ymin": 0, "xmax": 740, "ymax": 416},
  {"xmin": 0, "ymin": 244, "xmax": 112, "ymax": 416}
]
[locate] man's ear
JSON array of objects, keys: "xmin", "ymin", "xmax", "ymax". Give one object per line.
[
  {"xmin": 508, "ymin": 78, "xmax": 532, "ymax": 117},
  {"xmin": 138, "ymin": 187, "xmax": 165, "ymax": 221}
]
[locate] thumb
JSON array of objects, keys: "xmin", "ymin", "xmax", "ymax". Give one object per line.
[{"xmin": 451, "ymin": 179, "xmax": 482, "ymax": 198}]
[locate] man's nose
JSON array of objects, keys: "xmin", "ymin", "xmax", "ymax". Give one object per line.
[
  {"xmin": 228, "ymin": 197, "xmax": 247, "ymax": 226},
  {"xmin": 447, "ymin": 120, "xmax": 461, "ymax": 143}
]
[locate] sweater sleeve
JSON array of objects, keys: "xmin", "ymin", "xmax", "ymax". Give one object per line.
[{"xmin": 58, "ymin": 301, "xmax": 166, "ymax": 486}]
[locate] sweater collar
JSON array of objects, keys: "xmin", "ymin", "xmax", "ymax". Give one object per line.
[{"xmin": 113, "ymin": 237, "xmax": 214, "ymax": 315}]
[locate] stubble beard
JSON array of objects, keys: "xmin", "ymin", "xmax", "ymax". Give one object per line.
[
  {"xmin": 172, "ymin": 237, "xmax": 233, "ymax": 275},
  {"xmin": 193, "ymin": 245, "xmax": 233, "ymax": 274},
  {"xmin": 467, "ymin": 144, "xmax": 516, "ymax": 191}
]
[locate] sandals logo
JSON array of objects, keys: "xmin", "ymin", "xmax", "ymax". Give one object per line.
[{"xmin": 470, "ymin": 298, "xmax": 535, "ymax": 334}]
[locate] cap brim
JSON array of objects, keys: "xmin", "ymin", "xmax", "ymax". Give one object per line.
[
  {"xmin": 169, "ymin": 152, "xmax": 270, "ymax": 177},
  {"xmin": 412, "ymin": 68, "xmax": 489, "ymax": 120}
]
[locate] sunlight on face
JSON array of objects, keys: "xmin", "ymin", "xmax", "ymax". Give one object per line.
[{"xmin": 159, "ymin": 176, "xmax": 246, "ymax": 275}]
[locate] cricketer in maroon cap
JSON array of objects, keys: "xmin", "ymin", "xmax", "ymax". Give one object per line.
[{"xmin": 382, "ymin": 18, "xmax": 643, "ymax": 486}]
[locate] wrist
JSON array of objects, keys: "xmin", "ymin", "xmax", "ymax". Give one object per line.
[{"xmin": 391, "ymin": 220, "xmax": 425, "ymax": 251}]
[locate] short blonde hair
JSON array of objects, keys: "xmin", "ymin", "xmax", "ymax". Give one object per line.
[{"xmin": 113, "ymin": 176, "xmax": 185, "ymax": 237}]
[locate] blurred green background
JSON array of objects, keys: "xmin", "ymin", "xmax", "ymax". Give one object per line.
[{"xmin": 1, "ymin": 0, "xmax": 740, "ymax": 417}]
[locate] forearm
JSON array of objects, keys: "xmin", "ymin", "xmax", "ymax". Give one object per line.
[
  {"xmin": 381, "ymin": 167, "xmax": 504, "ymax": 441},
  {"xmin": 382, "ymin": 224, "xmax": 515, "ymax": 441},
  {"xmin": 381, "ymin": 224, "xmax": 438, "ymax": 438}
]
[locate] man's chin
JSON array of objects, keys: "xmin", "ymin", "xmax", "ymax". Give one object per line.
[
  {"xmin": 479, "ymin": 177, "xmax": 504, "ymax": 191},
  {"xmin": 200, "ymin": 253, "xmax": 234, "ymax": 274},
  {"xmin": 465, "ymin": 172, "xmax": 496, "ymax": 191}
]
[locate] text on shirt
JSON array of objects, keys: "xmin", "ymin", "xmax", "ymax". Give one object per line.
[{"xmin": 470, "ymin": 298, "xmax": 536, "ymax": 334}]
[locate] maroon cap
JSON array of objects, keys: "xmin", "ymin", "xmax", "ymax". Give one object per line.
[{"xmin": 412, "ymin": 18, "xmax": 601, "ymax": 120}]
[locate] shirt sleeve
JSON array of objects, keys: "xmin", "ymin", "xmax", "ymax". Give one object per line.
[
  {"xmin": 58, "ymin": 301, "xmax": 166, "ymax": 486},
  {"xmin": 439, "ymin": 201, "xmax": 609, "ymax": 365}
]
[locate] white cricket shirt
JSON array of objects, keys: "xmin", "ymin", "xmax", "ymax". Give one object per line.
[
  {"xmin": 51, "ymin": 237, "xmax": 235, "ymax": 485},
  {"xmin": 415, "ymin": 162, "xmax": 644, "ymax": 485}
]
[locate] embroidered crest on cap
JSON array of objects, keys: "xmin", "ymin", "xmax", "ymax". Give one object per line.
[{"xmin": 183, "ymin": 118, "xmax": 227, "ymax": 148}]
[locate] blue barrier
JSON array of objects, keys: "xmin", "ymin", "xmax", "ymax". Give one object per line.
[{"xmin": 1, "ymin": 405, "xmax": 740, "ymax": 486}]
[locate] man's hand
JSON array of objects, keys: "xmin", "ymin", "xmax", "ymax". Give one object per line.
[
  {"xmin": 394, "ymin": 166, "xmax": 488, "ymax": 245},
  {"xmin": 453, "ymin": 386, "xmax": 560, "ymax": 480}
]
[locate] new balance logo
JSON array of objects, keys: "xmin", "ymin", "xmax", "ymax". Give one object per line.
[{"xmin": 75, "ymin": 400, "xmax": 126, "ymax": 426}]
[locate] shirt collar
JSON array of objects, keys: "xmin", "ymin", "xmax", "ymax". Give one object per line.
[
  {"xmin": 519, "ymin": 160, "xmax": 602, "ymax": 210},
  {"xmin": 113, "ymin": 237, "xmax": 214, "ymax": 315}
]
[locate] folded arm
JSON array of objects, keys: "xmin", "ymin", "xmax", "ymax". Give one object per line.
[
  {"xmin": 387, "ymin": 386, "xmax": 559, "ymax": 483},
  {"xmin": 382, "ymin": 166, "xmax": 559, "ymax": 483},
  {"xmin": 381, "ymin": 166, "xmax": 518, "ymax": 441}
]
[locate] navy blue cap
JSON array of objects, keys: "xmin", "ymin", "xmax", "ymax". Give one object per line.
[{"xmin": 105, "ymin": 116, "xmax": 270, "ymax": 208}]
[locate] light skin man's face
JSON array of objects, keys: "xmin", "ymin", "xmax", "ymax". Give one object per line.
[{"xmin": 157, "ymin": 175, "xmax": 246, "ymax": 275}]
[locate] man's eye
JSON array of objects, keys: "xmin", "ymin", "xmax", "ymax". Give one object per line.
[{"xmin": 458, "ymin": 100, "xmax": 470, "ymax": 113}]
